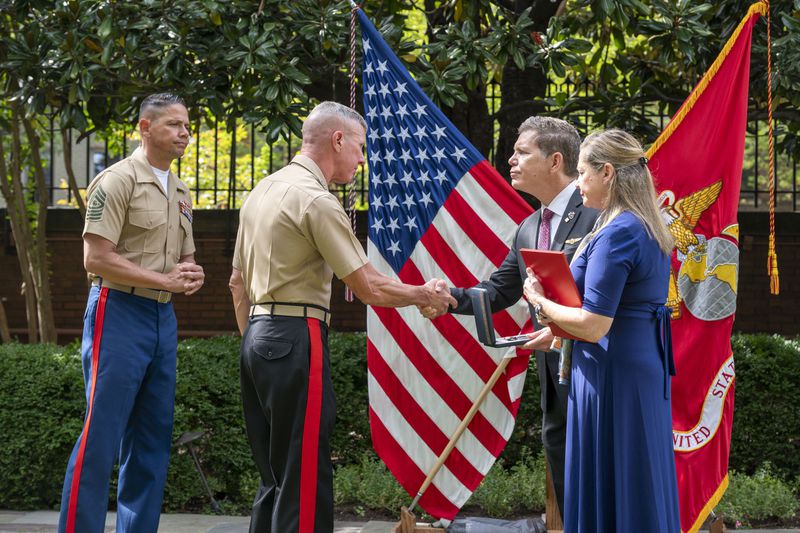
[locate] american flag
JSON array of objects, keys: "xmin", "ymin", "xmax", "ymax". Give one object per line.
[{"xmin": 357, "ymin": 9, "xmax": 534, "ymax": 520}]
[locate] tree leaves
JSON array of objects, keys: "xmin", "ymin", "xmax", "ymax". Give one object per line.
[
  {"xmin": 2, "ymin": 0, "xmax": 799, "ymax": 159},
  {"xmin": 1, "ymin": 0, "xmax": 354, "ymax": 139}
]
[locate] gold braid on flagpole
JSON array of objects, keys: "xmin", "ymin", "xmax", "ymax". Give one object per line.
[
  {"xmin": 765, "ymin": 0, "xmax": 780, "ymax": 294},
  {"xmin": 646, "ymin": 2, "xmax": 767, "ymax": 158}
]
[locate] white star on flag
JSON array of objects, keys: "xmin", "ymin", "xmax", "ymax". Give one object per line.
[
  {"xmin": 395, "ymin": 82, "xmax": 409, "ymax": 99},
  {"xmin": 397, "ymin": 104, "xmax": 409, "ymax": 119}
]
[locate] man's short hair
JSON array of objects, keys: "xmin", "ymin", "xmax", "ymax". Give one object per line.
[
  {"xmin": 139, "ymin": 93, "xmax": 186, "ymax": 120},
  {"xmin": 303, "ymin": 101, "xmax": 367, "ymax": 137},
  {"xmin": 518, "ymin": 116, "xmax": 581, "ymax": 177}
]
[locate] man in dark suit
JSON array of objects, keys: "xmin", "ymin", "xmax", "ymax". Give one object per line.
[{"xmin": 422, "ymin": 116, "xmax": 598, "ymax": 519}]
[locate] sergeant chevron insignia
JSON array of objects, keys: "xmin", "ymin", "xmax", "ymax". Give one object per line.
[{"xmin": 86, "ymin": 185, "xmax": 107, "ymax": 222}]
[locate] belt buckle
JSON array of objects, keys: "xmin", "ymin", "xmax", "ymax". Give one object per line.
[{"xmin": 157, "ymin": 291, "xmax": 171, "ymax": 304}]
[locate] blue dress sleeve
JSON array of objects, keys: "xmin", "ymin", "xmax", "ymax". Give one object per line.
[{"xmin": 581, "ymin": 221, "xmax": 639, "ymax": 318}]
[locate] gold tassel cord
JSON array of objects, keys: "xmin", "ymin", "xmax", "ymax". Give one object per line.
[
  {"xmin": 765, "ymin": 0, "xmax": 780, "ymax": 294},
  {"xmin": 768, "ymin": 235, "xmax": 779, "ymax": 294}
]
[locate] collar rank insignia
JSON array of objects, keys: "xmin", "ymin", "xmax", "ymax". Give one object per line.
[{"xmin": 179, "ymin": 200, "xmax": 193, "ymax": 223}]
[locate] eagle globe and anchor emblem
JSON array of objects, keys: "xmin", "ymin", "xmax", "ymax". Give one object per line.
[{"xmin": 659, "ymin": 181, "xmax": 739, "ymax": 321}]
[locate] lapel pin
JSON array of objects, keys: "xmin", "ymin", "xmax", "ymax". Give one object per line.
[{"xmin": 564, "ymin": 211, "xmax": 575, "ymax": 223}]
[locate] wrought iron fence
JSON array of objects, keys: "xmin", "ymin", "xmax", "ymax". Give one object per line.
[{"xmin": 32, "ymin": 84, "xmax": 800, "ymax": 212}]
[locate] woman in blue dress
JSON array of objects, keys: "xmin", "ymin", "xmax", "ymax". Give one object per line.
[{"xmin": 523, "ymin": 129, "xmax": 680, "ymax": 532}]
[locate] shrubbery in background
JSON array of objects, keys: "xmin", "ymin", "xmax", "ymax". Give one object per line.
[
  {"xmin": 164, "ymin": 336, "xmax": 253, "ymax": 512},
  {"xmin": 0, "ymin": 342, "xmax": 84, "ymax": 508},
  {"xmin": 0, "ymin": 332, "xmax": 797, "ymax": 523},
  {"xmin": 333, "ymin": 454, "xmax": 410, "ymax": 515},
  {"xmin": 729, "ymin": 334, "xmax": 800, "ymax": 481},
  {"xmin": 717, "ymin": 464, "xmax": 798, "ymax": 526},
  {"xmin": 469, "ymin": 448, "xmax": 546, "ymax": 517}
]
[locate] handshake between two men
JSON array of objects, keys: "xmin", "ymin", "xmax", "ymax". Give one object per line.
[
  {"xmin": 419, "ymin": 278, "xmax": 456, "ymax": 318},
  {"xmin": 416, "ymin": 275, "xmax": 555, "ymax": 352}
]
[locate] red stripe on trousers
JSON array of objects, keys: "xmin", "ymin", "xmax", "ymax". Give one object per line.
[
  {"xmin": 299, "ymin": 318, "xmax": 323, "ymax": 533},
  {"xmin": 65, "ymin": 287, "xmax": 109, "ymax": 533}
]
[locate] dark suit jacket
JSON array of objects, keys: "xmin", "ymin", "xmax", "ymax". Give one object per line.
[{"xmin": 450, "ymin": 188, "xmax": 599, "ymax": 408}]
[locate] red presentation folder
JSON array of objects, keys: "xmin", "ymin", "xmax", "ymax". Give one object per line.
[{"xmin": 520, "ymin": 248, "xmax": 586, "ymax": 341}]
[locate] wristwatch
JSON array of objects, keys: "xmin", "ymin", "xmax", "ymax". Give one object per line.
[{"xmin": 533, "ymin": 303, "xmax": 545, "ymax": 321}]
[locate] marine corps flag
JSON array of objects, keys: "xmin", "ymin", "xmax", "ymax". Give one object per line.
[{"xmin": 646, "ymin": 3, "xmax": 765, "ymax": 532}]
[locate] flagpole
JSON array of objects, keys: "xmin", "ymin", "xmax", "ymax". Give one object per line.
[{"xmin": 407, "ymin": 353, "xmax": 516, "ymax": 514}]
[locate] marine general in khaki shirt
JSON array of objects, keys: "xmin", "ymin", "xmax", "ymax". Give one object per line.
[
  {"xmin": 228, "ymin": 101, "xmax": 457, "ymax": 533},
  {"xmin": 232, "ymin": 154, "xmax": 368, "ymax": 318}
]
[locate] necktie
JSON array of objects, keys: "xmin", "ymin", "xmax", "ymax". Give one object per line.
[{"xmin": 538, "ymin": 208, "xmax": 553, "ymax": 250}]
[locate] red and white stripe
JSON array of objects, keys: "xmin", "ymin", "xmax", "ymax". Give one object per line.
[{"xmin": 367, "ymin": 164, "xmax": 533, "ymax": 520}]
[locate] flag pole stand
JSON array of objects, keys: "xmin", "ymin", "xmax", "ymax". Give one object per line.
[
  {"xmin": 709, "ymin": 513, "xmax": 728, "ymax": 533},
  {"xmin": 392, "ymin": 354, "xmax": 515, "ymax": 533},
  {"xmin": 545, "ymin": 463, "xmax": 564, "ymax": 532},
  {"xmin": 393, "ymin": 507, "xmax": 445, "ymax": 533}
]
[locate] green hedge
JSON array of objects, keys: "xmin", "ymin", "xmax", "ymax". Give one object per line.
[
  {"xmin": 729, "ymin": 334, "xmax": 800, "ymax": 480},
  {"xmin": 0, "ymin": 332, "xmax": 796, "ymax": 512},
  {"xmin": 717, "ymin": 464, "xmax": 799, "ymax": 526},
  {"xmin": 0, "ymin": 343, "xmax": 85, "ymax": 509}
]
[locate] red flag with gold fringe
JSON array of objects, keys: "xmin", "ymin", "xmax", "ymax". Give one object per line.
[{"xmin": 646, "ymin": 3, "xmax": 765, "ymax": 532}]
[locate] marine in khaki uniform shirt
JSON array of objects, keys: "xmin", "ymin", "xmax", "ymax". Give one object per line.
[
  {"xmin": 232, "ymin": 153, "xmax": 367, "ymax": 316},
  {"xmin": 58, "ymin": 93, "xmax": 204, "ymax": 533},
  {"xmin": 229, "ymin": 101, "xmax": 456, "ymax": 533},
  {"xmin": 84, "ymin": 146, "xmax": 195, "ymax": 277}
]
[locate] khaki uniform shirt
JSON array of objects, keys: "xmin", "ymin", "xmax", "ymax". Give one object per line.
[
  {"xmin": 233, "ymin": 154, "xmax": 368, "ymax": 310},
  {"xmin": 83, "ymin": 147, "xmax": 196, "ymax": 278}
]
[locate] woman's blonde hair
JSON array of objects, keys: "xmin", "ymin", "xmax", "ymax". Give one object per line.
[{"xmin": 581, "ymin": 129, "xmax": 674, "ymax": 255}]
